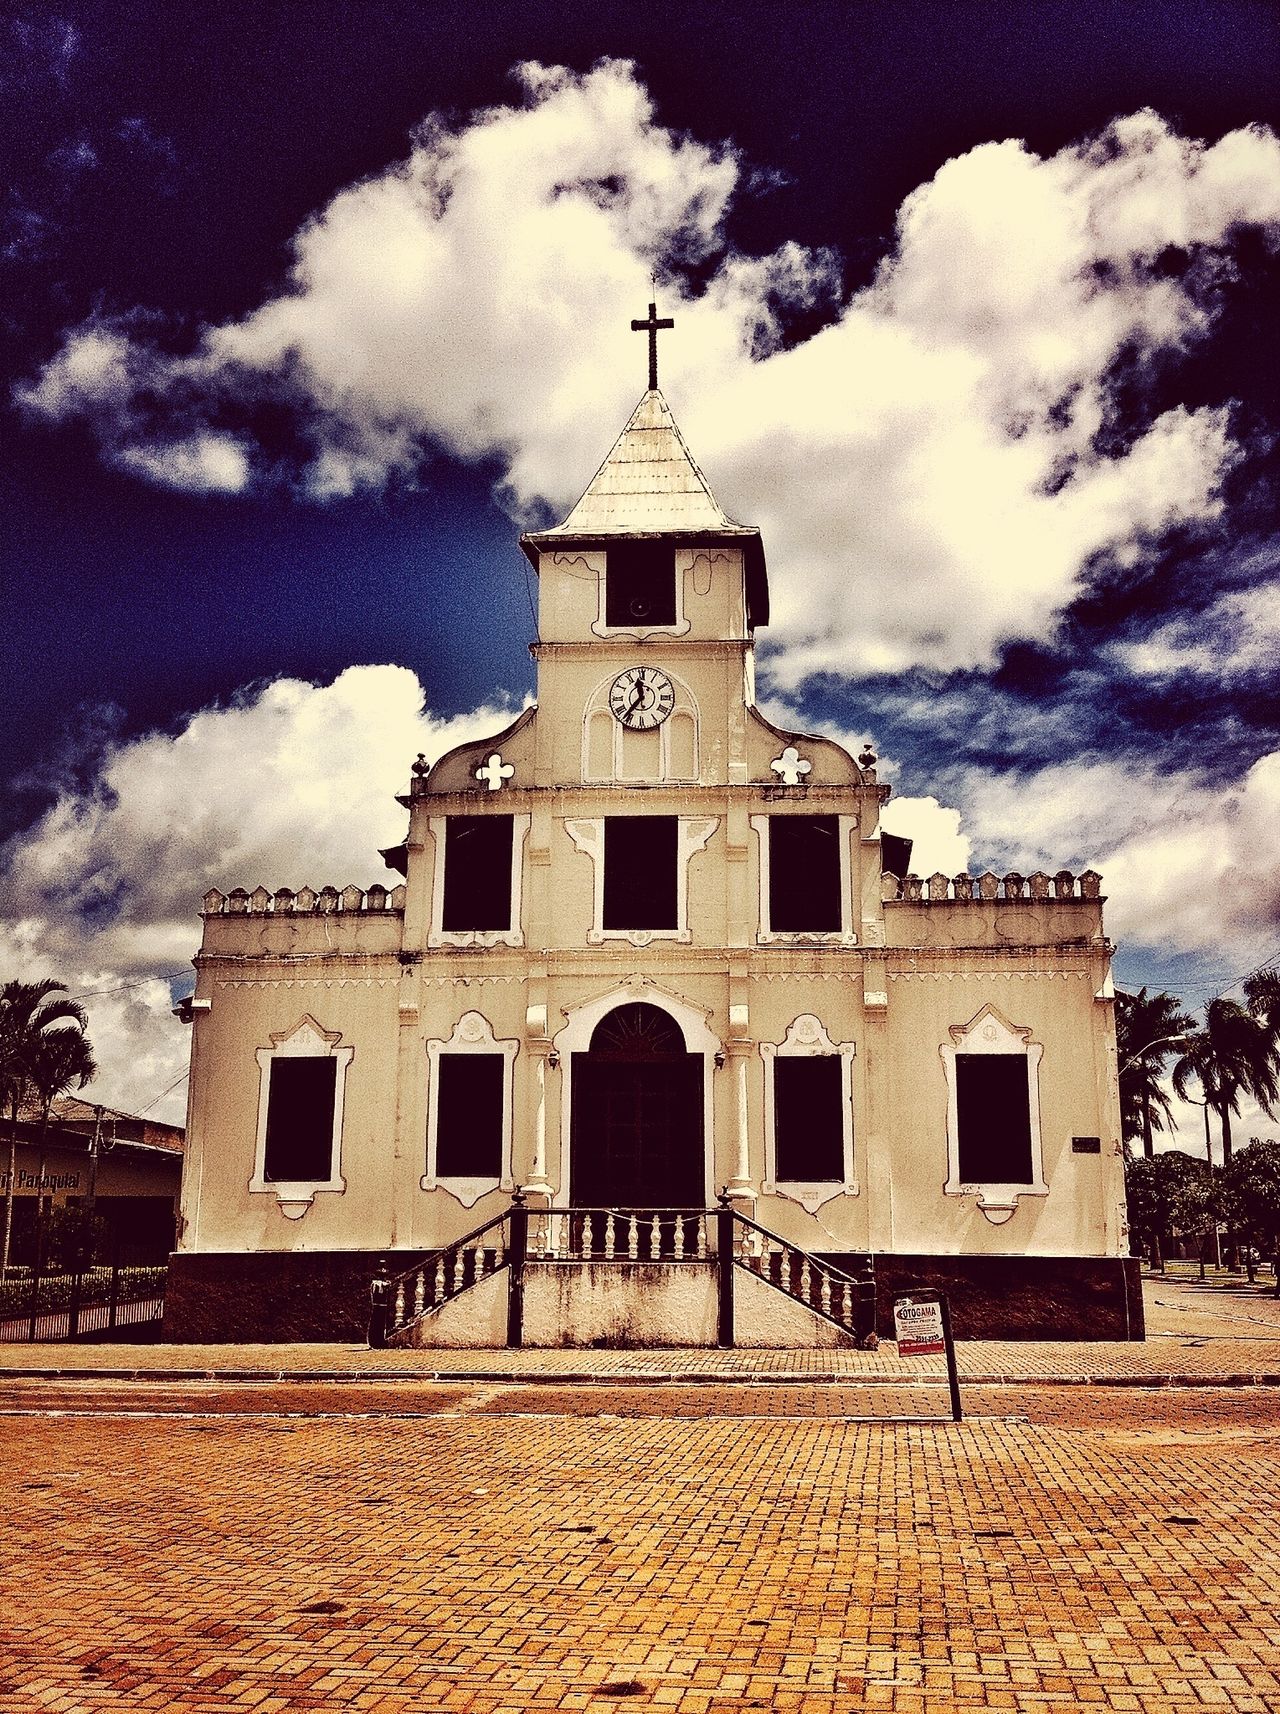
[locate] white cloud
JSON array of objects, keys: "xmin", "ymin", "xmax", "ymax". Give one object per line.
[
  {"xmin": 879, "ymin": 797, "xmax": 972, "ymax": 878},
  {"xmin": 945, "ymin": 752, "xmax": 1280, "ymax": 965},
  {"xmin": 1115, "ymin": 562, "xmax": 1280, "ymax": 681},
  {"xmin": 19, "ymin": 68, "xmax": 1280, "ymax": 683},
  {"xmin": 116, "ymin": 433, "xmax": 250, "ymax": 494},
  {"xmin": 0, "ymin": 666, "xmax": 517, "ymax": 1119}
]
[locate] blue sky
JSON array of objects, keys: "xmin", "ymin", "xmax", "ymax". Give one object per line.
[{"xmin": 2, "ymin": 0, "xmax": 1280, "ymax": 1127}]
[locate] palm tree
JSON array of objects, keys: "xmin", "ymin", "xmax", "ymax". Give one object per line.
[
  {"xmin": 0, "ymin": 980, "xmax": 92, "ymax": 1274},
  {"xmin": 26, "ymin": 1027, "xmax": 98, "ymax": 1235},
  {"xmin": 1115, "ymin": 988, "xmax": 1196, "ymax": 1158},
  {"xmin": 1245, "ymin": 967, "xmax": 1280, "ymax": 1032},
  {"xmin": 1172, "ymin": 995, "xmax": 1280, "ymax": 1166}
]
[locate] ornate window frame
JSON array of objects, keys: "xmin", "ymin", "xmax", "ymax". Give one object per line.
[
  {"xmin": 589, "ymin": 546, "xmax": 692, "ymax": 639},
  {"xmin": 940, "ymin": 1004, "xmax": 1048, "ymax": 1223},
  {"xmin": 564, "ymin": 816, "xmax": 718, "ymax": 946},
  {"xmin": 552, "ymin": 979, "xmax": 722, "ymax": 1207},
  {"xmin": 761, "ymin": 1013, "xmax": 858, "ymax": 1213},
  {"xmin": 749, "ymin": 813, "xmax": 859, "ymax": 945},
  {"xmin": 250, "ymin": 1015, "xmax": 352, "ymax": 1220},
  {"xmin": 423, "ymin": 1011, "xmax": 519, "ymax": 1208},
  {"xmin": 426, "ymin": 812, "xmax": 530, "ymax": 949}
]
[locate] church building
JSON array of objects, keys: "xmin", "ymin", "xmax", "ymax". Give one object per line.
[{"xmin": 167, "ymin": 310, "xmax": 1141, "ymax": 1345}]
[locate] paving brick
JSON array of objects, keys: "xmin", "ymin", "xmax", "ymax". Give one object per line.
[{"xmin": 3, "ymin": 1275, "xmax": 1280, "ymax": 1710}]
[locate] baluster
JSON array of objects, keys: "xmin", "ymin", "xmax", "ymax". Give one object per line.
[
  {"xmin": 650, "ymin": 1214, "xmax": 661, "ymax": 1259},
  {"xmin": 673, "ymin": 1217, "xmax": 685, "ymax": 1260},
  {"xmin": 820, "ymin": 1273, "xmax": 832, "ymax": 1316},
  {"xmin": 453, "ymin": 1249, "xmax": 466, "ymax": 1292},
  {"xmin": 695, "ymin": 1217, "xmax": 707, "ymax": 1259},
  {"xmin": 393, "ymin": 1281, "xmax": 406, "ymax": 1326},
  {"xmin": 604, "ymin": 1212, "xmax": 616, "ymax": 1259},
  {"xmin": 841, "ymin": 1283, "xmax": 853, "ymax": 1327},
  {"xmin": 433, "ymin": 1255, "xmax": 446, "ymax": 1304},
  {"xmin": 799, "ymin": 1257, "xmax": 811, "ymax": 1303},
  {"xmin": 628, "ymin": 1214, "xmax": 639, "ymax": 1259},
  {"xmin": 582, "ymin": 1213, "xmax": 594, "ymax": 1258},
  {"xmin": 414, "ymin": 1270, "xmax": 426, "ymax": 1316},
  {"xmin": 494, "ymin": 1229, "xmax": 506, "ymax": 1267}
]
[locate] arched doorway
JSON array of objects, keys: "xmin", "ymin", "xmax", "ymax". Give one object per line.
[{"xmin": 570, "ymin": 1002, "xmax": 704, "ymax": 1208}]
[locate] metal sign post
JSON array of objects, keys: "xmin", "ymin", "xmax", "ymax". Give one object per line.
[{"xmin": 894, "ymin": 1288, "xmax": 963, "ymax": 1421}]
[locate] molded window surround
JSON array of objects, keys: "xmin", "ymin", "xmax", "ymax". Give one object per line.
[
  {"xmin": 427, "ymin": 813, "xmax": 530, "ymax": 949},
  {"xmin": 749, "ymin": 814, "xmax": 858, "ymax": 945},
  {"xmin": 564, "ymin": 816, "xmax": 718, "ymax": 946},
  {"xmin": 940, "ymin": 1004, "xmax": 1047, "ymax": 1223},
  {"xmin": 423, "ymin": 1011, "xmax": 518, "ymax": 1208},
  {"xmin": 250, "ymin": 1015, "xmax": 353, "ymax": 1220},
  {"xmin": 591, "ymin": 543, "xmax": 690, "ymax": 638},
  {"xmin": 761, "ymin": 1013, "xmax": 857, "ymax": 1213}
]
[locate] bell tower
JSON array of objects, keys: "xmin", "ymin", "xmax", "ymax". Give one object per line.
[{"xmin": 519, "ymin": 304, "xmax": 769, "ymax": 790}]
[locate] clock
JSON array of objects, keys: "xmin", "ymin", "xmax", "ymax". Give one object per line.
[{"xmin": 609, "ymin": 665, "xmax": 675, "ymax": 730}]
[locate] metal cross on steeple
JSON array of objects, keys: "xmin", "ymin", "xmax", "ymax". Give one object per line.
[{"xmin": 631, "ymin": 300, "xmax": 674, "ymax": 391}]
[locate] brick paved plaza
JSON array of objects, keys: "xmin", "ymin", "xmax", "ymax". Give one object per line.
[{"xmin": 2, "ymin": 1276, "xmax": 1279, "ymax": 1712}]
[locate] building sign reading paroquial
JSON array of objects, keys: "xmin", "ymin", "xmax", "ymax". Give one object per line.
[
  {"xmin": 893, "ymin": 1296, "xmax": 947, "ymax": 1356},
  {"xmin": 0, "ymin": 1169, "xmax": 82, "ymax": 1194}
]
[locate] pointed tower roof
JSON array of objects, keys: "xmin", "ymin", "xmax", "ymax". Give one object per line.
[{"xmin": 521, "ymin": 388, "xmax": 768, "ymax": 626}]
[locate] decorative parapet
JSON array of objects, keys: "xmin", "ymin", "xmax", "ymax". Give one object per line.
[
  {"xmin": 881, "ymin": 868, "xmax": 1102, "ymax": 903},
  {"xmin": 202, "ymin": 884, "xmax": 407, "ymax": 917}
]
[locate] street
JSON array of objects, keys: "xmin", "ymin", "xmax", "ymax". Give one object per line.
[{"xmin": 2, "ymin": 1372, "xmax": 1279, "ymax": 1712}]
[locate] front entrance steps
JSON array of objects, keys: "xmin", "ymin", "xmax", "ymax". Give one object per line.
[{"xmin": 382, "ymin": 1206, "xmax": 877, "ymax": 1351}]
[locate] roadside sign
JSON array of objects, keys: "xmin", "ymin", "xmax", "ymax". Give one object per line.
[
  {"xmin": 894, "ymin": 1288, "xmax": 963, "ymax": 1420},
  {"xmin": 894, "ymin": 1295, "xmax": 946, "ymax": 1356}
]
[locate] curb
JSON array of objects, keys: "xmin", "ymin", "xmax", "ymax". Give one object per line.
[{"xmin": 3, "ymin": 1367, "xmax": 1280, "ymax": 1388}]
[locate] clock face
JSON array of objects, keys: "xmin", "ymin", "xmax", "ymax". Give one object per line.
[{"xmin": 609, "ymin": 665, "xmax": 675, "ymax": 730}]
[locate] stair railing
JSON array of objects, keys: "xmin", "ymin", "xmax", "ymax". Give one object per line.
[
  {"xmin": 730, "ymin": 1209, "xmax": 876, "ymax": 1343},
  {"xmin": 385, "ymin": 1210, "xmax": 511, "ymax": 1341}
]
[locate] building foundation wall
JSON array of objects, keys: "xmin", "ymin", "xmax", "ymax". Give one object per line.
[
  {"xmin": 824, "ymin": 1253, "xmax": 1144, "ymax": 1341},
  {"xmin": 166, "ymin": 1248, "xmax": 1144, "ymax": 1343}
]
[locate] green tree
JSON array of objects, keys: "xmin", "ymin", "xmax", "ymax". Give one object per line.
[
  {"xmin": 1123, "ymin": 1150, "xmax": 1217, "ymax": 1272},
  {"xmin": 1116, "ymin": 988, "xmax": 1195, "ymax": 1158},
  {"xmin": 0, "ymin": 979, "xmax": 92, "ymax": 1274},
  {"xmin": 26, "ymin": 1027, "xmax": 97, "ymax": 1238},
  {"xmin": 1245, "ymin": 968, "xmax": 1280, "ymax": 1039},
  {"xmin": 1172, "ymin": 995, "xmax": 1280, "ymax": 1165},
  {"xmin": 1162, "ymin": 1150, "xmax": 1220, "ymax": 1278},
  {"xmin": 1123, "ymin": 1154, "xmax": 1165, "ymax": 1268},
  {"xmin": 1222, "ymin": 1139, "xmax": 1280, "ymax": 1292}
]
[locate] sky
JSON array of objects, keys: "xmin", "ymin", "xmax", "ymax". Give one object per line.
[{"xmin": 2, "ymin": 0, "xmax": 1280, "ymax": 1139}]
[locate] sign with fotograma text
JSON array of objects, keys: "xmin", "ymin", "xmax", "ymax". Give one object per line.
[{"xmin": 894, "ymin": 1295, "xmax": 946, "ymax": 1356}]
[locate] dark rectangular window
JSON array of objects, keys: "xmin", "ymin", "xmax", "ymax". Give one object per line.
[
  {"xmin": 436, "ymin": 1054, "xmax": 504, "ymax": 1178},
  {"xmin": 774, "ymin": 1056, "xmax": 845, "ymax": 1181},
  {"xmin": 443, "ymin": 816, "xmax": 513, "ymax": 932},
  {"xmin": 603, "ymin": 816, "xmax": 679, "ymax": 930},
  {"xmin": 605, "ymin": 542, "xmax": 677, "ymax": 627},
  {"xmin": 769, "ymin": 815, "xmax": 841, "ymax": 932},
  {"xmin": 955, "ymin": 1054, "xmax": 1033, "ymax": 1183},
  {"xmin": 263, "ymin": 1057, "xmax": 337, "ymax": 1182}
]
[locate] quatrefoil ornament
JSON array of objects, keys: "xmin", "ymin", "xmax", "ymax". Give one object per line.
[
  {"xmin": 770, "ymin": 746, "xmax": 812, "ymax": 787},
  {"xmin": 475, "ymin": 753, "xmax": 515, "ymax": 791}
]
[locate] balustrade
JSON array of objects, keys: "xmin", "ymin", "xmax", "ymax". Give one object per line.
[
  {"xmin": 380, "ymin": 1204, "xmax": 877, "ymax": 1347},
  {"xmin": 384, "ymin": 1210, "xmax": 512, "ymax": 1339},
  {"xmin": 525, "ymin": 1206, "xmax": 713, "ymax": 1264}
]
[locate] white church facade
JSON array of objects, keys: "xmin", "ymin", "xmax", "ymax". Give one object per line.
[{"xmin": 168, "ymin": 321, "xmax": 1140, "ymax": 1344}]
